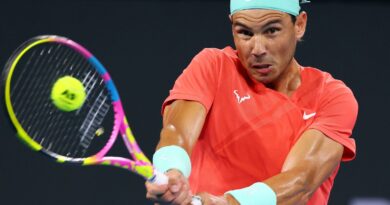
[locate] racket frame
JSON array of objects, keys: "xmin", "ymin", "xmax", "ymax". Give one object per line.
[{"xmin": 4, "ymin": 35, "xmax": 155, "ymax": 180}]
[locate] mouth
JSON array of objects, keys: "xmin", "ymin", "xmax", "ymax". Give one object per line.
[{"xmin": 251, "ymin": 64, "xmax": 272, "ymax": 74}]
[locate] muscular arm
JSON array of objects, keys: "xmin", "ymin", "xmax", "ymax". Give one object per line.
[
  {"xmin": 197, "ymin": 129, "xmax": 343, "ymax": 205},
  {"xmin": 152, "ymin": 101, "xmax": 344, "ymax": 205},
  {"xmin": 262, "ymin": 129, "xmax": 344, "ymax": 205},
  {"xmin": 157, "ymin": 99, "xmax": 207, "ymax": 154},
  {"xmin": 145, "ymin": 100, "xmax": 206, "ymax": 204}
]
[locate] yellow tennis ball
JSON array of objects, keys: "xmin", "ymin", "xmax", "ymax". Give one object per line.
[{"xmin": 51, "ymin": 76, "xmax": 86, "ymax": 112}]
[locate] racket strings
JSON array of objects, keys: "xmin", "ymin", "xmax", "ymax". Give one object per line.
[
  {"xmin": 47, "ymin": 49, "xmax": 93, "ymax": 155},
  {"xmin": 53, "ymin": 48, "xmax": 112, "ymax": 157},
  {"xmin": 24, "ymin": 46, "xmax": 75, "ymax": 143},
  {"xmin": 13, "ymin": 45, "xmax": 69, "ymax": 125},
  {"xmin": 12, "ymin": 44, "xmax": 74, "ymax": 145},
  {"xmin": 75, "ymin": 92, "xmax": 109, "ymax": 156},
  {"xmin": 54, "ymin": 65, "xmax": 93, "ymax": 156},
  {"xmin": 12, "ymin": 48, "xmax": 55, "ymax": 113},
  {"xmin": 64, "ymin": 88, "xmax": 108, "ymax": 156},
  {"xmin": 23, "ymin": 46, "xmax": 76, "ymax": 145},
  {"xmin": 9, "ymin": 43, "xmax": 114, "ymax": 158}
]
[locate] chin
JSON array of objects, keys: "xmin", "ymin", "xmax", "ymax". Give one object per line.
[
  {"xmin": 251, "ymin": 76, "xmax": 269, "ymax": 84},
  {"xmin": 249, "ymin": 72, "xmax": 272, "ymax": 83}
]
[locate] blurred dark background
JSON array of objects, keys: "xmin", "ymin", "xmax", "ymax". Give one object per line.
[{"xmin": 0, "ymin": 0, "xmax": 389, "ymax": 204}]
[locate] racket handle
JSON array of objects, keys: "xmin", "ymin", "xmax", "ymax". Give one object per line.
[
  {"xmin": 151, "ymin": 170, "xmax": 169, "ymax": 185},
  {"xmin": 150, "ymin": 171, "xmax": 203, "ymax": 205}
]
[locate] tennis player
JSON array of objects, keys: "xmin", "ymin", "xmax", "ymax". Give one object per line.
[{"xmin": 146, "ymin": 0, "xmax": 358, "ymax": 204}]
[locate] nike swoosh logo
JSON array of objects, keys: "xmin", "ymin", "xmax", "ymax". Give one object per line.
[{"xmin": 303, "ymin": 112, "xmax": 316, "ymax": 120}]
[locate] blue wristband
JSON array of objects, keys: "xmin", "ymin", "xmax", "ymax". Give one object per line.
[
  {"xmin": 226, "ymin": 182, "xmax": 277, "ymax": 205},
  {"xmin": 152, "ymin": 145, "xmax": 191, "ymax": 178}
]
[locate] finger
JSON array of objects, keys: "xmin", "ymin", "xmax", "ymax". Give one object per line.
[
  {"xmin": 157, "ymin": 189, "xmax": 177, "ymax": 203},
  {"xmin": 146, "ymin": 180, "xmax": 168, "ymax": 190},
  {"xmin": 146, "ymin": 184, "xmax": 180, "ymax": 203},
  {"xmin": 146, "ymin": 181, "xmax": 169, "ymax": 196},
  {"xmin": 171, "ymin": 185, "xmax": 190, "ymax": 205},
  {"xmin": 159, "ymin": 180, "xmax": 189, "ymax": 204},
  {"xmin": 170, "ymin": 183, "xmax": 181, "ymax": 193},
  {"xmin": 146, "ymin": 192, "xmax": 158, "ymax": 201},
  {"xmin": 181, "ymin": 195, "xmax": 193, "ymax": 205},
  {"xmin": 166, "ymin": 170, "xmax": 185, "ymax": 193}
]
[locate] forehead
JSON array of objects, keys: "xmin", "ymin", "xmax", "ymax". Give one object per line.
[{"xmin": 232, "ymin": 9, "xmax": 290, "ymax": 26}]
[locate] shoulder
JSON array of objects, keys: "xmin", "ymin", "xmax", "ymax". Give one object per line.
[
  {"xmin": 303, "ymin": 67, "xmax": 358, "ymax": 161},
  {"xmin": 302, "ymin": 67, "xmax": 354, "ymax": 96},
  {"xmin": 186, "ymin": 46, "xmax": 239, "ymax": 78},
  {"xmin": 197, "ymin": 46, "xmax": 237, "ymax": 56},
  {"xmin": 193, "ymin": 46, "xmax": 238, "ymax": 63},
  {"xmin": 297, "ymin": 66, "xmax": 358, "ymax": 114}
]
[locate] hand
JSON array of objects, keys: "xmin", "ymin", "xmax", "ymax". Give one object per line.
[
  {"xmin": 196, "ymin": 193, "xmax": 240, "ymax": 205},
  {"xmin": 146, "ymin": 169, "xmax": 193, "ymax": 205}
]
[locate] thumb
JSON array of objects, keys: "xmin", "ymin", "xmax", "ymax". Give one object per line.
[
  {"xmin": 168, "ymin": 177, "xmax": 181, "ymax": 193},
  {"xmin": 166, "ymin": 169, "xmax": 184, "ymax": 193}
]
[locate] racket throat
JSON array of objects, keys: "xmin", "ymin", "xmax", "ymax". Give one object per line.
[{"xmin": 84, "ymin": 156, "xmax": 154, "ymax": 179}]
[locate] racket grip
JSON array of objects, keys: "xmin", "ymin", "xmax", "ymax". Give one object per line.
[
  {"xmin": 150, "ymin": 171, "xmax": 203, "ymax": 205},
  {"xmin": 151, "ymin": 170, "xmax": 169, "ymax": 185}
]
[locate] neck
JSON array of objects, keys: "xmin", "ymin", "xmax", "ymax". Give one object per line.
[{"xmin": 268, "ymin": 59, "xmax": 301, "ymax": 97}]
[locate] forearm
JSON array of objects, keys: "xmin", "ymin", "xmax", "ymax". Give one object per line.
[
  {"xmin": 157, "ymin": 124, "xmax": 192, "ymax": 152},
  {"xmin": 263, "ymin": 169, "xmax": 317, "ymax": 205},
  {"xmin": 147, "ymin": 100, "xmax": 207, "ymax": 205},
  {"xmin": 152, "ymin": 100, "xmax": 206, "ymax": 177},
  {"xmin": 225, "ymin": 129, "xmax": 344, "ymax": 205},
  {"xmin": 156, "ymin": 100, "xmax": 206, "ymax": 154},
  {"xmin": 264, "ymin": 130, "xmax": 344, "ymax": 205}
]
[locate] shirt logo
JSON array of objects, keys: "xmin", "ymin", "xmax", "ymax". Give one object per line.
[
  {"xmin": 303, "ymin": 112, "xmax": 316, "ymax": 120},
  {"xmin": 233, "ymin": 90, "xmax": 251, "ymax": 104}
]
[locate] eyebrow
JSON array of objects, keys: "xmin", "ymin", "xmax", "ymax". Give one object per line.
[
  {"xmin": 233, "ymin": 21, "xmax": 251, "ymax": 29},
  {"xmin": 233, "ymin": 19, "xmax": 283, "ymax": 29},
  {"xmin": 263, "ymin": 19, "xmax": 283, "ymax": 27}
]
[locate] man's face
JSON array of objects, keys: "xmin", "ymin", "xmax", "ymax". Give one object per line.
[{"xmin": 231, "ymin": 9, "xmax": 306, "ymax": 85}]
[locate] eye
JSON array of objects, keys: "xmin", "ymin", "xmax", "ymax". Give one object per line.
[
  {"xmin": 265, "ymin": 27, "xmax": 281, "ymax": 35},
  {"xmin": 237, "ymin": 29, "xmax": 253, "ymax": 37}
]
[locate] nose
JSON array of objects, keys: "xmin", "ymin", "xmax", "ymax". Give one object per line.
[{"xmin": 251, "ymin": 35, "xmax": 266, "ymax": 57}]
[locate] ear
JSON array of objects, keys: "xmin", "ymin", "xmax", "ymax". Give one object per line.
[{"xmin": 295, "ymin": 11, "xmax": 307, "ymax": 40}]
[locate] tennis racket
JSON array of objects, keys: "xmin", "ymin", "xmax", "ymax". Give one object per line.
[{"xmin": 2, "ymin": 35, "xmax": 201, "ymax": 205}]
